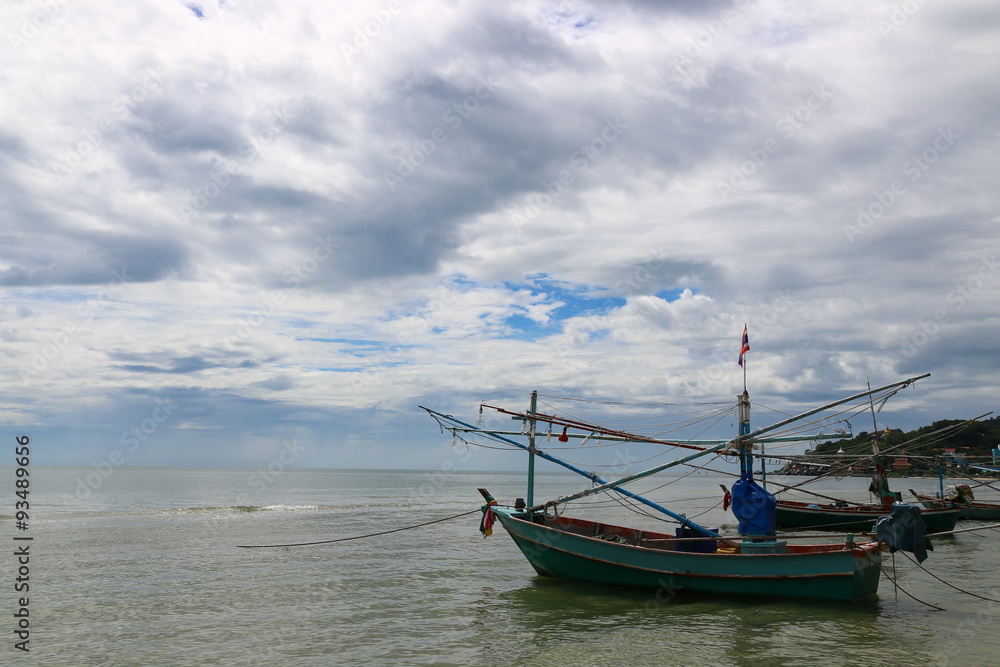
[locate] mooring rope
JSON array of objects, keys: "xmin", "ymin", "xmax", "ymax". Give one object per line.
[
  {"xmin": 870, "ymin": 551, "xmax": 945, "ymax": 611},
  {"xmin": 236, "ymin": 509, "xmax": 481, "ymax": 548},
  {"xmin": 899, "ymin": 551, "xmax": 1000, "ymax": 603}
]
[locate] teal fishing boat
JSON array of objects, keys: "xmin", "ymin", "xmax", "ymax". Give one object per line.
[
  {"xmin": 423, "ymin": 372, "xmax": 938, "ymax": 602},
  {"xmin": 479, "ymin": 501, "xmax": 883, "ymax": 602}
]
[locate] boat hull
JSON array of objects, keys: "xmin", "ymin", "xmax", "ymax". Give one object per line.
[
  {"xmin": 912, "ymin": 493, "xmax": 1000, "ymax": 521},
  {"xmin": 774, "ymin": 500, "xmax": 959, "ymax": 533},
  {"xmin": 492, "ymin": 507, "xmax": 883, "ymax": 602}
]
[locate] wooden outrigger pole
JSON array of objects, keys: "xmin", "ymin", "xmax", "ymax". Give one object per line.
[{"xmin": 421, "ymin": 402, "xmax": 723, "ymax": 538}]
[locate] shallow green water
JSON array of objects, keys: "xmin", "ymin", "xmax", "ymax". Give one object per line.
[{"xmin": 2, "ymin": 467, "xmax": 999, "ymax": 665}]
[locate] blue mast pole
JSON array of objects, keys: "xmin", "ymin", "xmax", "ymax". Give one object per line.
[
  {"xmin": 731, "ymin": 381, "xmax": 777, "ymax": 540},
  {"xmin": 738, "ymin": 325, "xmax": 759, "ymax": 487},
  {"xmin": 739, "ymin": 390, "xmax": 753, "ymax": 479}
]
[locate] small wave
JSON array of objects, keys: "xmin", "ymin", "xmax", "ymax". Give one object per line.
[
  {"xmin": 232, "ymin": 505, "xmax": 266, "ymax": 513},
  {"xmin": 175, "ymin": 504, "xmax": 328, "ymax": 514},
  {"xmin": 248, "ymin": 504, "xmax": 322, "ymax": 512}
]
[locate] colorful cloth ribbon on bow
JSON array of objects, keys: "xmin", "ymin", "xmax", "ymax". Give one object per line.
[{"xmin": 479, "ymin": 499, "xmax": 498, "ymax": 538}]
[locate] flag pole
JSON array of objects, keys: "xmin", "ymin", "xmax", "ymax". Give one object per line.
[
  {"xmin": 741, "ymin": 323, "xmax": 748, "ymax": 394},
  {"xmin": 742, "ymin": 345, "xmax": 747, "ymax": 394}
]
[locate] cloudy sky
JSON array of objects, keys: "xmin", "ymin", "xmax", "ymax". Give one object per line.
[{"xmin": 2, "ymin": 0, "xmax": 998, "ymax": 472}]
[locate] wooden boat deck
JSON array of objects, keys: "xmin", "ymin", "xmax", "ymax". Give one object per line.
[{"xmin": 541, "ymin": 513, "xmax": 860, "ymax": 555}]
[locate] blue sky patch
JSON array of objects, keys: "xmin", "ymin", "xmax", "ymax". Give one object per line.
[
  {"xmin": 298, "ymin": 337, "xmax": 382, "ymax": 346},
  {"xmin": 496, "ymin": 274, "xmax": 625, "ymax": 340},
  {"xmin": 655, "ymin": 288, "xmax": 696, "ymax": 302},
  {"xmin": 501, "ymin": 313, "xmax": 544, "ymax": 340}
]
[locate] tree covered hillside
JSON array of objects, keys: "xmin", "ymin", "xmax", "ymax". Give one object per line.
[{"xmin": 813, "ymin": 416, "xmax": 1000, "ymax": 457}]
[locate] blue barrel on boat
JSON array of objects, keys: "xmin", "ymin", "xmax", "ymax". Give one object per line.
[{"xmin": 675, "ymin": 526, "xmax": 719, "ymax": 553}]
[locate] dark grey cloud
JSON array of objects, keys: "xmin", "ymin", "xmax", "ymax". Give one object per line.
[
  {"xmin": 588, "ymin": 0, "xmax": 736, "ymax": 17},
  {"xmin": 598, "ymin": 256, "xmax": 722, "ymax": 297},
  {"xmin": 131, "ymin": 89, "xmax": 246, "ymax": 156},
  {"xmin": 281, "ymin": 96, "xmax": 344, "ymax": 146},
  {"xmin": 251, "ymin": 374, "xmax": 296, "ymax": 392},
  {"xmin": 897, "ymin": 335, "xmax": 1000, "ymax": 377},
  {"xmin": 108, "ymin": 346, "xmax": 270, "ymax": 374},
  {"xmin": 0, "ymin": 131, "xmax": 30, "ymax": 163},
  {"xmin": 115, "ymin": 355, "xmax": 221, "ymax": 374},
  {"xmin": 0, "ymin": 230, "xmax": 186, "ymax": 287}
]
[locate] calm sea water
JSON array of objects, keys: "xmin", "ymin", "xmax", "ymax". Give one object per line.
[{"xmin": 2, "ymin": 466, "xmax": 1000, "ymax": 666}]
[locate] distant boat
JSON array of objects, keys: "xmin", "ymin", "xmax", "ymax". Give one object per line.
[
  {"xmin": 910, "ymin": 483, "xmax": 1000, "ymax": 521},
  {"xmin": 774, "ymin": 398, "xmax": 960, "ymax": 534},
  {"xmin": 422, "ymin": 374, "xmax": 940, "ymax": 602},
  {"xmin": 774, "ymin": 498, "xmax": 959, "ymax": 532}
]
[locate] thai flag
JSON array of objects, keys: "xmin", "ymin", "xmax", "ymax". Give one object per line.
[{"xmin": 738, "ymin": 325, "xmax": 750, "ymax": 366}]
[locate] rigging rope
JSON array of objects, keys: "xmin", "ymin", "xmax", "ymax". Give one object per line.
[
  {"xmin": 236, "ymin": 509, "xmax": 481, "ymax": 548},
  {"xmin": 536, "ymin": 394, "xmax": 731, "ymax": 408},
  {"xmin": 684, "ymin": 498, "xmax": 725, "ymax": 521},
  {"xmin": 535, "ymin": 396, "xmax": 734, "ymax": 436}
]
